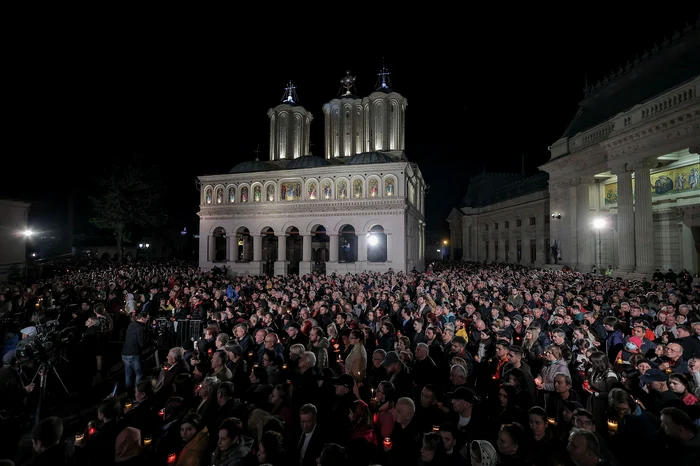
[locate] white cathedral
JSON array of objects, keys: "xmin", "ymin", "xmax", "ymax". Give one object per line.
[{"xmin": 197, "ymin": 67, "xmax": 426, "ymax": 276}]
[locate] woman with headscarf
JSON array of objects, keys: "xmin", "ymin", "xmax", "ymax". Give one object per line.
[{"xmin": 464, "ymin": 439, "xmax": 500, "ymax": 466}]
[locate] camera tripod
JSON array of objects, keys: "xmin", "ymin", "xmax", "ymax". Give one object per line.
[{"xmin": 31, "ymin": 359, "xmax": 71, "ymax": 425}]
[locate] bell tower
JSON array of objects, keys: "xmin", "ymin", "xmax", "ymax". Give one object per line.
[
  {"xmin": 267, "ymin": 81, "xmax": 313, "ymax": 160},
  {"xmin": 322, "ymin": 71, "xmax": 364, "ymax": 159},
  {"xmin": 362, "ymin": 61, "xmax": 407, "ymax": 152}
]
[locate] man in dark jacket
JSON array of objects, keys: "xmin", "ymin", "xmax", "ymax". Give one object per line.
[
  {"xmin": 122, "ymin": 312, "xmax": 150, "ymax": 393},
  {"xmin": 24, "ymin": 416, "xmax": 68, "ymax": 465}
]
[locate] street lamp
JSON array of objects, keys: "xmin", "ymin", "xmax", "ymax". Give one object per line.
[{"xmin": 592, "ymin": 218, "xmax": 606, "ymax": 273}]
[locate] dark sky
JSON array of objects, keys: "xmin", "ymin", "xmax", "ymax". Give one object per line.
[{"xmin": 4, "ymin": 11, "xmax": 698, "ymax": 240}]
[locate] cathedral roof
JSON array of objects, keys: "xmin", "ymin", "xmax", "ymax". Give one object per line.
[
  {"xmin": 461, "ymin": 172, "xmax": 549, "ymax": 208},
  {"xmin": 229, "ymin": 159, "xmax": 276, "ymax": 174},
  {"xmin": 561, "ymin": 22, "xmax": 700, "ymax": 140},
  {"xmin": 347, "ymin": 151, "xmax": 394, "ymax": 165},
  {"xmin": 285, "ymin": 155, "xmax": 329, "ymax": 169}
]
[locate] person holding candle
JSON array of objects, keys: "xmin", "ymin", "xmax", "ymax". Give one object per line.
[
  {"xmin": 343, "ymin": 329, "xmax": 367, "ymax": 388},
  {"xmin": 658, "ymin": 342, "xmax": 690, "ymax": 375},
  {"xmin": 174, "ymin": 413, "xmax": 209, "ymax": 466}
]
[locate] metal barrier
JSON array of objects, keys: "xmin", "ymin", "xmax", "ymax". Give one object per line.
[{"xmin": 152, "ymin": 318, "xmax": 203, "ymax": 347}]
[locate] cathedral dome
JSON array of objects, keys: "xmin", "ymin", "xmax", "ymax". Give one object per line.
[
  {"xmin": 285, "ymin": 155, "xmax": 329, "ymax": 170},
  {"xmin": 347, "ymin": 151, "xmax": 394, "ymax": 165},
  {"xmin": 229, "ymin": 159, "xmax": 271, "ymax": 174}
]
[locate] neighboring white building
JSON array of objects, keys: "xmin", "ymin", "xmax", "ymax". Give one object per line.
[
  {"xmin": 447, "ymin": 173, "xmax": 550, "ymax": 266},
  {"xmin": 198, "ymin": 69, "xmax": 426, "ymax": 275},
  {"xmin": 540, "ymin": 24, "xmax": 700, "ymax": 278},
  {"xmin": 0, "ymin": 199, "xmax": 31, "ymax": 276}
]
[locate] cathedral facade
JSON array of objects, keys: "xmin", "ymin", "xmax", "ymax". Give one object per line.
[
  {"xmin": 449, "ymin": 23, "xmax": 700, "ymax": 277},
  {"xmin": 197, "ymin": 69, "xmax": 426, "ymax": 276}
]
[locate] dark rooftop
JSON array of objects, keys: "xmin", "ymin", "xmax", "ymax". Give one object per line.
[
  {"xmin": 461, "ymin": 172, "xmax": 549, "ymax": 208},
  {"xmin": 284, "ymin": 155, "xmax": 329, "ymax": 170},
  {"xmin": 562, "ymin": 20, "xmax": 700, "ymax": 139},
  {"xmin": 229, "ymin": 159, "xmax": 279, "ymax": 174},
  {"xmin": 347, "ymin": 151, "xmax": 394, "ymax": 165}
]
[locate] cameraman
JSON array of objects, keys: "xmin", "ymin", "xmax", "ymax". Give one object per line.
[
  {"xmin": 0, "ymin": 350, "xmax": 35, "ymax": 460},
  {"xmin": 121, "ymin": 312, "xmax": 149, "ymax": 394}
]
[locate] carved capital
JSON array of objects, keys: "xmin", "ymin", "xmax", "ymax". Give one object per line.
[
  {"xmin": 609, "ymin": 163, "xmax": 632, "ymax": 176},
  {"xmin": 630, "ymin": 157, "xmax": 659, "ymax": 171},
  {"xmin": 569, "ymin": 176, "xmax": 595, "ymax": 187}
]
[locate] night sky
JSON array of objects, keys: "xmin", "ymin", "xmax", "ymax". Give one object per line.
[{"xmin": 4, "ymin": 11, "xmax": 698, "ymax": 244}]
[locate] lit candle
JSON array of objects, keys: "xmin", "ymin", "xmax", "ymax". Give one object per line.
[
  {"xmin": 158, "ymin": 409, "xmax": 165, "ymax": 417},
  {"xmin": 88, "ymin": 427, "xmax": 96, "ymax": 436},
  {"xmin": 167, "ymin": 453, "xmax": 177, "ymax": 464},
  {"xmin": 432, "ymin": 425, "xmax": 440, "ymax": 432},
  {"xmin": 607, "ymin": 419, "xmax": 618, "ymax": 432},
  {"xmin": 616, "ymin": 358, "xmax": 623, "ymax": 364},
  {"xmin": 547, "ymin": 417, "xmax": 557, "ymax": 426},
  {"xmin": 248, "ymin": 352, "xmax": 253, "ymax": 358},
  {"xmin": 125, "ymin": 401, "xmax": 133, "ymax": 411},
  {"xmin": 665, "ymin": 368, "xmax": 672, "ymax": 375},
  {"xmin": 282, "ymin": 364, "xmax": 288, "ymax": 370},
  {"xmin": 143, "ymin": 436, "xmax": 152, "ymax": 446},
  {"xmin": 383, "ymin": 437, "xmax": 392, "ymax": 449},
  {"xmin": 208, "ymin": 348, "xmax": 213, "ymax": 355},
  {"xmin": 75, "ymin": 433, "xmax": 85, "ymax": 442}
]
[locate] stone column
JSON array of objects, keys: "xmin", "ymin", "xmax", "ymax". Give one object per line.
[
  {"xmin": 207, "ymin": 235, "xmax": 216, "ymax": 262},
  {"xmin": 302, "ymin": 234, "xmax": 312, "ymax": 261},
  {"xmin": 274, "ymin": 234, "xmax": 288, "ymax": 275},
  {"xmin": 611, "ymin": 165, "xmax": 635, "ymax": 272},
  {"xmin": 386, "ymin": 233, "xmax": 393, "ymax": 262},
  {"xmin": 242, "ymin": 236, "xmax": 250, "ymax": 261},
  {"xmin": 633, "ymin": 159, "xmax": 657, "ymax": 275},
  {"xmin": 329, "ymin": 234, "xmax": 339, "ymax": 262},
  {"xmin": 299, "ymin": 234, "xmax": 313, "ymax": 275},
  {"xmin": 252, "ymin": 235, "xmax": 262, "ymax": 262},
  {"xmin": 575, "ymin": 176, "xmax": 595, "ymax": 272},
  {"xmin": 358, "ymin": 233, "xmax": 368, "ymax": 262},
  {"xmin": 226, "ymin": 236, "xmax": 234, "ymax": 261}
]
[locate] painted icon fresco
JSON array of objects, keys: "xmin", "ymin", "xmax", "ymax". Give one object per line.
[{"xmin": 604, "ymin": 162, "xmax": 699, "ymax": 205}]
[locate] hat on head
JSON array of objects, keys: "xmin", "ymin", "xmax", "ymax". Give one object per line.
[
  {"xmin": 332, "ymin": 373, "xmax": 355, "ymax": 389},
  {"xmin": 381, "ymin": 351, "xmax": 401, "ymax": 367},
  {"xmin": 625, "ymin": 336, "xmax": 643, "ymax": 351},
  {"xmin": 20, "ymin": 326, "xmax": 37, "ymax": 337},
  {"xmin": 511, "ymin": 313, "xmax": 523, "ymax": 323},
  {"xmin": 640, "ymin": 368, "xmax": 667, "ymax": 385},
  {"xmin": 2, "ymin": 350, "xmax": 17, "ymax": 366},
  {"xmin": 447, "ymin": 386, "xmax": 478, "ymax": 403}
]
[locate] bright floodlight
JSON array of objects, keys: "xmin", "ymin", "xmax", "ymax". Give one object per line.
[
  {"xmin": 437, "ymin": 249, "xmax": 441, "ymax": 252},
  {"xmin": 23, "ymin": 230, "xmax": 34, "ymax": 237},
  {"xmin": 368, "ymin": 235, "xmax": 379, "ymax": 246},
  {"xmin": 593, "ymin": 218, "xmax": 606, "ymax": 229}
]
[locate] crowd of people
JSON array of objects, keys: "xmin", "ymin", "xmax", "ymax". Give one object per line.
[{"xmin": 1, "ymin": 259, "xmax": 700, "ymax": 465}]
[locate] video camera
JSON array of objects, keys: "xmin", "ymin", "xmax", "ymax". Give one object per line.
[{"xmin": 16, "ymin": 319, "xmax": 75, "ymax": 364}]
